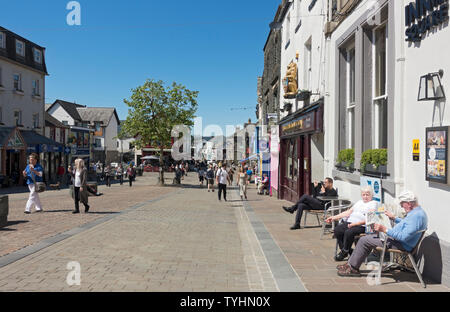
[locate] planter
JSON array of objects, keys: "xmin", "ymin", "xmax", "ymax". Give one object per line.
[
  {"xmin": 361, "ymin": 164, "xmax": 389, "ymax": 177},
  {"xmin": 0, "ymin": 195, "xmax": 9, "ymax": 228},
  {"xmin": 297, "ymin": 90, "xmax": 311, "ymax": 101},
  {"xmin": 335, "ymin": 162, "xmax": 355, "ymax": 173}
]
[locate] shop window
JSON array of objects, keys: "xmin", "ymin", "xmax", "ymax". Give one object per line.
[{"xmin": 372, "ymin": 24, "xmax": 388, "ymax": 149}]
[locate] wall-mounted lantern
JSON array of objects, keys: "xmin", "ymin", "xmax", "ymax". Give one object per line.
[{"xmin": 418, "ymin": 70, "xmax": 445, "ymax": 101}]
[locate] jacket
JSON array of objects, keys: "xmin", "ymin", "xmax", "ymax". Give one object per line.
[{"xmin": 70, "ymin": 168, "xmax": 88, "ymax": 204}]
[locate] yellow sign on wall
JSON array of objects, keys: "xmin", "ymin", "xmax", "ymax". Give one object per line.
[{"xmin": 413, "ymin": 139, "xmax": 420, "ymax": 161}]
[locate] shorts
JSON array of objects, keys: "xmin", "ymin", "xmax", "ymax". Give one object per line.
[{"xmin": 207, "ymin": 179, "xmax": 214, "ymax": 185}]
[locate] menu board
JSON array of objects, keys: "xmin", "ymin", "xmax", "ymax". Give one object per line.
[{"xmin": 426, "ymin": 127, "xmax": 448, "ymax": 184}]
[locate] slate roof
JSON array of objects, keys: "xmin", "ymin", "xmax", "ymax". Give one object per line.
[
  {"xmin": 0, "ymin": 26, "xmax": 48, "ymax": 75},
  {"xmin": 45, "ymin": 112, "xmax": 68, "ymax": 128},
  {"xmin": 21, "ymin": 130, "xmax": 63, "ymax": 146},
  {"xmin": 76, "ymin": 107, "xmax": 120, "ymax": 127},
  {"xmin": 47, "ymin": 100, "xmax": 86, "ymax": 121},
  {"xmin": 0, "ymin": 127, "xmax": 16, "ymax": 147}
]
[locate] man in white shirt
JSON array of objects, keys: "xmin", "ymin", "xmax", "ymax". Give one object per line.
[{"xmin": 216, "ymin": 163, "xmax": 230, "ymax": 201}]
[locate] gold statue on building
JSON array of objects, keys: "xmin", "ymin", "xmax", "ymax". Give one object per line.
[{"xmin": 283, "ymin": 61, "xmax": 298, "ymax": 98}]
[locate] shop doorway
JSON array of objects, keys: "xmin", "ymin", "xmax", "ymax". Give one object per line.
[{"xmin": 6, "ymin": 150, "xmax": 21, "ymax": 185}]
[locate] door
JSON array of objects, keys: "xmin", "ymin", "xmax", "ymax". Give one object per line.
[
  {"xmin": 281, "ymin": 137, "xmax": 300, "ymax": 202},
  {"xmin": 298, "ymin": 135, "xmax": 311, "ymax": 197}
]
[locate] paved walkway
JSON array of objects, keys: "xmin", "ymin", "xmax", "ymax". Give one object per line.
[{"xmin": 0, "ymin": 172, "xmax": 448, "ymax": 292}]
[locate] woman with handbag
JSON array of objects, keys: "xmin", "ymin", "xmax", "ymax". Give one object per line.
[
  {"xmin": 23, "ymin": 153, "xmax": 44, "ymax": 214},
  {"xmin": 68, "ymin": 158, "xmax": 90, "ymax": 214}
]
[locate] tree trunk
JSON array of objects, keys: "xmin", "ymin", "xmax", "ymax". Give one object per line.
[{"xmin": 158, "ymin": 147, "xmax": 165, "ymax": 186}]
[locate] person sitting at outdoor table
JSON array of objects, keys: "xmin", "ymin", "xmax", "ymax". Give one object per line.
[
  {"xmin": 337, "ymin": 190, "xmax": 428, "ymax": 277},
  {"xmin": 282, "ymin": 177, "xmax": 338, "ymax": 230},
  {"xmin": 326, "ymin": 186, "xmax": 378, "ymax": 261},
  {"xmin": 257, "ymin": 173, "xmax": 269, "ymax": 195}
]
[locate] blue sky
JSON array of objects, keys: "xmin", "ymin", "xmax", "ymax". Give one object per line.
[{"xmin": 0, "ymin": 0, "xmax": 279, "ymax": 131}]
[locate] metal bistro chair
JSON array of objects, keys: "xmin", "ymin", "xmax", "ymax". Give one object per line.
[{"xmin": 376, "ymin": 229, "xmax": 428, "ymax": 288}]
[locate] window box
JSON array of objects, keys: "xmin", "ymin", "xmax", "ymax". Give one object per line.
[
  {"xmin": 297, "ymin": 90, "xmax": 311, "ymax": 101},
  {"xmin": 360, "ymin": 148, "xmax": 388, "ymax": 178}
]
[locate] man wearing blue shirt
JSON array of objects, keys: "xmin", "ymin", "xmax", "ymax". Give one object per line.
[
  {"xmin": 337, "ymin": 190, "xmax": 427, "ymax": 277},
  {"xmin": 22, "ymin": 153, "xmax": 44, "ymax": 214}
]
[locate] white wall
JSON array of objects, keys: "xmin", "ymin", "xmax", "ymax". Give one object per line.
[
  {"xmin": 402, "ymin": 0, "xmax": 450, "ymax": 242},
  {"xmin": 280, "ymin": 0, "xmax": 328, "ymax": 119},
  {"xmin": 47, "ymin": 103, "xmax": 75, "ymax": 126},
  {"xmin": 0, "ymin": 58, "xmax": 45, "ymax": 134}
]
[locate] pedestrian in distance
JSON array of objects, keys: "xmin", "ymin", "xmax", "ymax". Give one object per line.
[
  {"xmin": 23, "ymin": 153, "xmax": 44, "ymax": 214},
  {"xmin": 57, "ymin": 163, "xmax": 65, "ymax": 186},
  {"xmin": 236, "ymin": 166, "xmax": 248, "ymax": 201},
  {"xmin": 104, "ymin": 165, "xmax": 112, "ymax": 187},
  {"xmin": 127, "ymin": 165, "xmax": 135, "ymax": 187},
  {"xmin": 68, "ymin": 158, "xmax": 90, "ymax": 214},
  {"xmin": 206, "ymin": 165, "xmax": 214, "ymax": 192},
  {"xmin": 117, "ymin": 164, "xmax": 124, "ymax": 185},
  {"xmin": 216, "ymin": 163, "xmax": 230, "ymax": 201}
]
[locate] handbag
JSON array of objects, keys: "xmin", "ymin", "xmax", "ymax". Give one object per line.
[{"xmin": 30, "ymin": 167, "xmax": 46, "ymax": 193}]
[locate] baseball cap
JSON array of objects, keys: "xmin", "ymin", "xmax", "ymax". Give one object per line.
[{"xmin": 398, "ymin": 190, "xmax": 417, "ymax": 202}]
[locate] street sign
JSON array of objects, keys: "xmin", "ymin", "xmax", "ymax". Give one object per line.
[{"xmin": 413, "ymin": 139, "xmax": 420, "ymax": 161}]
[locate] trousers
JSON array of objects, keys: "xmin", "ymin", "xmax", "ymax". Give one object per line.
[
  {"xmin": 292, "ymin": 194, "xmax": 323, "ymax": 226},
  {"xmin": 74, "ymin": 186, "xmax": 88, "ymax": 212},
  {"xmin": 218, "ymin": 183, "xmax": 227, "ymax": 200},
  {"xmin": 25, "ymin": 184, "xmax": 42, "ymax": 212},
  {"xmin": 333, "ymin": 221, "xmax": 365, "ymax": 253},
  {"xmin": 348, "ymin": 234, "xmax": 406, "ymax": 269}
]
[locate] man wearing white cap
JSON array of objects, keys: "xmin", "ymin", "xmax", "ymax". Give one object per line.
[{"xmin": 337, "ymin": 190, "xmax": 428, "ymax": 277}]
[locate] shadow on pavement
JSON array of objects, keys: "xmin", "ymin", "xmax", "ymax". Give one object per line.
[
  {"xmin": 86, "ymin": 212, "xmax": 121, "ymax": 215},
  {"xmin": 0, "ymin": 220, "xmax": 29, "ymax": 231}
]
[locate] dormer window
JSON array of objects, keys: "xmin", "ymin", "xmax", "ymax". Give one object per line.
[
  {"xmin": 0, "ymin": 32, "xmax": 5, "ymax": 49},
  {"xmin": 33, "ymin": 48, "xmax": 42, "ymax": 64},
  {"xmin": 16, "ymin": 40, "xmax": 25, "ymax": 57}
]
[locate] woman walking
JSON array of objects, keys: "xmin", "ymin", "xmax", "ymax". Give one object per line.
[
  {"xmin": 68, "ymin": 158, "xmax": 90, "ymax": 214},
  {"xmin": 23, "ymin": 153, "xmax": 44, "ymax": 214},
  {"xmin": 117, "ymin": 164, "xmax": 124, "ymax": 185},
  {"xmin": 127, "ymin": 165, "xmax": 135, "ymax": 187},
  {"xmin": 237, "ymin": 166, "xmax": 248, "ymax": 200},
  {"xmin": 104, "ymin": 165, "xmax": 112, "ymax": 187}
]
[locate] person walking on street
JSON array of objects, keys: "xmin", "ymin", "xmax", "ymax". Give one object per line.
[
  {"xmin": 23, "ymin": 153, "xmax": 44, "ymax": 214},
  {"xmin": 96, "ymin": 162, "xmax": 103, "ymax": 183},
  {"xmin": 237, "ymin": 166, "xmax": 248, "ymax": 200},
  {"xmin": 68, "ymin": 158, "xmax": 90, "ymax": 214},
  {"xmin": 117, "ymin": 164, "xmax": 124, "ymax": 185},
  {"xmin": 57, "ymin": 163, "xmax": 65, "ymax": 185},
  {"xmin": 104, "ymin": 165, "xmax": 112, "ymax": 187},
  {"xmin": 206, "ymin": 165, "xmax": 215, "ymax": 192},
  {"xmin": 216, "ymin": 163, "xmax": 230, "ymax": 201},
  {"xmin": 127, "ymin": 165, "xmax": 135, "ymax": 187}
]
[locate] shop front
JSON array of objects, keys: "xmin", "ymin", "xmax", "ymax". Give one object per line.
[{"xmin": 278, "ymin": 99, "xmax": 323, "ymax": 202}]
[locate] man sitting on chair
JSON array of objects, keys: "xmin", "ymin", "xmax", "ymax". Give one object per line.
[
  {"xmin": 258, "ymin": 173, "xmax": 269, "ymax": 195},
  {"xmin": 282, "ymin": 177, "xmax": 338, "ymax": 230},
  {"xmin": 337, "ymin": 190, "xmax": 427, "ymax": 277}
]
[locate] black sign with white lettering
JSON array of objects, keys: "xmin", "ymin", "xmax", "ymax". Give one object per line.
[{"xmin": 405, "ymin": 0, "xmax": 449, "ymax": 42}]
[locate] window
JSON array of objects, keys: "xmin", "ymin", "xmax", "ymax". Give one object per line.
[
  {"xmin": 304, "ymin": 38, "xmax": 312, "ymax": 91},
  {"xmin": 50, "ymin": 127, "xmax": 56, "ymax": 140},
  {"xmin": 13, "ymin": 74, "xmax": 21, "ymax": 91},
  {"xmin": 16, "ymin": 40, "xmax": 25, "ymax": 57},
  {"xmin": 296, "ymin": 0, "xmax": 302, "ymax": 29},
  {"xmin": 0, "ymin": 32, "xmax": 5, "ymax": 49},
  {"xmin": 0, "ymin": 67, "xmax": 3, "ymax": 86},
  {"xmin": 33, "ymin": 48, "xmax": 42, "ymax": 64},
  {"xmin": 346, "ymin": 45, "xmax": 356, "ymax": 148},
  {"xmin": 33, "ymin": 113, "xmax": 39, "ymax": 128},
  {"xmin": 62, "ymin": 120, "xmax": 68, "ymax": 126},
  {"xmin": 95, "ymin": 138, "xmax": 102, "ymax": 148},
  {"xmin": 285, "ymin": 13, "xmax": 291, "ymax": 47},
  {"xmin": 95, "ymin": 122, "xmax": 101, "ymax": 132},
  {"xmin": 372, "ymin": 24, "xmax": 388, "ymax": 149},
  {"xmin": 60, "ymin": 128, "xmax": 65, "ymax": 143},
  {"xmin": 32, "ymin": 80, "xmax": 40, "ymax": 96},
  {"xmin": 14, "ymin": 110, "xmax": 22, "ymax": 126}
]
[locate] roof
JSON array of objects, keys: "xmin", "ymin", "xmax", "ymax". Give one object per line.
[
  {"xmin": 0, "ymin": 26, "xmax": 48, "ymax": 75},
  {"xmin": 76, "ymin": 107, "xmax": 120, "ymax": 127},
  {"xmin": 47, "ymin": 100, "xmax": 86, "ymax": 121},
  {"xmin": 21, "ymin": 130, "xmax": 63, "ymax": 146},
  {"xmin": 45, "ymin": 112, "xmax": 69, "ymax": 128}
]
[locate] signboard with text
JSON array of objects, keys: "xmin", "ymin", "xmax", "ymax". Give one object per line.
[{"xmin": 426, "ymin": 126, "xmax": 448, "ymax": 184}]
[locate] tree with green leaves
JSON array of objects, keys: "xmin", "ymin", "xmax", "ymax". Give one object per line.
[{"xmin": 120, "ymin": 79, "xmax": 198, "ymax": 185}]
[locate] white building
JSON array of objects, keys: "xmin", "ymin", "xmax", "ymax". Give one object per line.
[
  {"xmin": 324, "ymin": 0, "xmax": 450, "ymax": 286},
  {"xmin": 276, "ymin": 0, "xmax": 327, "ymax": 202}
]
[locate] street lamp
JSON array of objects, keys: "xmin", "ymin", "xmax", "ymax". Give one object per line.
[{"xmin": 418, "ymin": 70, "xmax": 445, "ymax": 101}]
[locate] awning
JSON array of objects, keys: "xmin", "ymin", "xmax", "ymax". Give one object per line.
[
  {"xmin": 240, "ymin": 154, "xmax": 259, "ymax": 162},
  {"xmin": 20, "ymin": 130, "xmax": 64, "ymax": 153}
]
